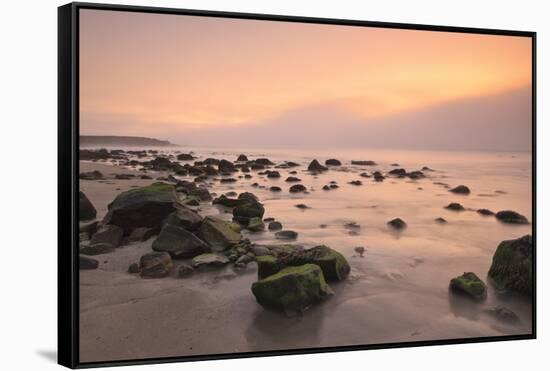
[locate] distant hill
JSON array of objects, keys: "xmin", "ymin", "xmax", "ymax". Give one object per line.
[{"xmin": 80, "ymin": 135, "xmax": 176, "ymax": 147}]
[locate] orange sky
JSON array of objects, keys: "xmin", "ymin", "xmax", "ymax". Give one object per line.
[{"xmin": 79, "ymin": 9, "xmax": 532, "ymax": 136}]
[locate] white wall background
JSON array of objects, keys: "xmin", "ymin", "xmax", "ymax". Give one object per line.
[{"xmin": 0, "ymin": 0, "xmax": 546, "ymax": 369}]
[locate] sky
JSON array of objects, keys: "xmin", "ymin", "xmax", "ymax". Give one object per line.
[{"xmin": 79, "ymin": 9, "xmax": 532, "ymax": 151}]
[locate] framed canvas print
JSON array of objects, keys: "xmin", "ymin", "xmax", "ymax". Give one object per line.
[{"xmin": 58, "ymin": 2, "xmax": 536, "ymax": 368}]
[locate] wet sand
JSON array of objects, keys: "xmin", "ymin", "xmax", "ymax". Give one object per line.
[{"xmin": 79, "ymin": 149, "xmax": 532, "ymax": 363}]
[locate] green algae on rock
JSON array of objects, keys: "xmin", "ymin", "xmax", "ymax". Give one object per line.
[
  {"xmin": 449, "ymin": 272, "xmax": 487, "ymax": 300},
  {"xmin": 488, "ymin": 235, "xmax": 532, "ymax": 295}
]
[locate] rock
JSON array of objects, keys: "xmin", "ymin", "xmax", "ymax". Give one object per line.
[
  {"xmin": 307, "ymin": 159, "xmax": 328, "ymax": 172},
  {"xmin": 495, "ymin": 210, "xmax": 529, "ymax": 224},
  {"xmin": 114, "ymin": 174, "xmax": 134, "ymax": 180},
  {"xmin": 268, "ymin": 221, "xmax": 283, "ymax": 231},
  {"xmin": 79, "ymin": 255, "xmax": 99, "ymax": 270},
  {"xmin": 295, "ymin": 204, "xmax": 310, "ymax": 209},
  {"xmin": 177, "ymin": 264, "xmax": 194, "ymax": 278},
  {"xmin": 484, "ymin": 306, "xmax": 520, "ymax": 323},
  {"xmin": 351, "ymin": 160, "xmax": 377, "ymax": 166},
  {"xmin": 301, "ymin": 245, "xmax": 350, "ymax": 281},
  {"xmin": 139, "ymin": 252, "xmax": 173, "ymax": 278},
  {"xmin": 387, "ymin": 218, "xmax": 407, "ymax": 230},
  {"xmin": 212, "ymin": 195, "xmax": 242, "ymax": 208},
  {"xmin": 152, "ymin": 224, "xmax": 209, "ymax": 258},
  {"xmin": 79, "ymin": 221, "xmax": 99, "ymax": 236},
  {"xmin": 80, "ymin": 243, "xmax": 115, "ymax": 256},
  {"xmin": 238, "ymin": 192, "xmax": 259, "ymax": 203},
  {"xmin": 275, "ymin": 230, "xmax": 298, "ymax": 240},
  {"xmin": 270, "ymin": 186, "xmax": 282, "ymax": 192},
  {"xmin": 264, "ymin": 217, "xmax": 275, "ymax": 222},
  {"xmin": 79, "ymin": 191, "xmax": 97, "ymax": 221},
  {"xmin": 128, "ymin": 262, "xmax": 140, "ymax": 273},
  {"xmin": 330, "ymin": 184, "xmax": 339, "ymax": 189},
  {"xmin": 488, "ymin": 235, "xmax": 532, "ymax": 295},
  {"xmin": 218, "ymin": 159, "xmax": 236, "ymax": 172},
  {"xmin": 103, "ymin": 183, "xmax": 178, "ymax": 234},
  {"xmin": 266, "ymin": 170, "xmax": 281, "ymax": 178},
  {"xmin": 407, "ymin": 171, "xmax": 425, "ymax": 179},
  {"xmin": 183, "ymin": 198, "xmax": 200, "ymax": 206},
  {"xmin": 344, "ymin": 222, "xmax": 360, "ymax": 230},
  {"xmin": 449, "ymin": 272, "xmax": 487, "ymax": 300},
  {"xmin": 220, "ymin": 178, "xmax": 237, "ymax": 183},
  {"xmin": 289, "ymin": 184, "xmax": 307, "ymax": 193},
  {"xmin": 237, "ymin": 154, "xmax": 248, "ymax": 162},
  {"xmin": 197, "ymin": 216, "xmax": 241, "ymax": 251},
  {"xmin": 445, "ymin": 202, "xmax": 465, "ymax": 211},
  {"xmin": 348, "ymin": 180, "xmax": 362, "ymax": 186},
  {"xmin": 373, "ymin": 172, "xmax": 385, "ymax": 182},
  {"xmin": 388, "ymin": 168, "xmax": 407, "ymax": 176},
  {"xmin": 235, "ymin": 254, "xmax": 253, "ymax": 268},
  {"xmin": 188, "ymin": 187, "xmax": 212, "ymax": 201},
  {"xmin": 79, "ymin": 170, "xmax": 104, "ymax": 180},
  {"xmin": 191, "ymin": 253, "xmax": 230, "ymax": 269},
  {"xmin": 449, "ymin": 185, "xmax": 471, "ymax": 195},
  {"xmin": 251, "ymin": 264, "xmax": 332, "ymax": 314},
  {"xmin": 233, "ymin": 201, "xmax": 265, "ymax": 221},
  {"xmin": 247, "ymin": 217, "xmax": 265, "ymax": 232},
  {"xmin": 322, "ymin": 185, "xmax": 330, "ymax": 190},
  {"xmin": 175, "ymin": 180, "xmax": 197, "ymax": 194},
  {"xmin": 149, "ymin": 157, "xmax": 173, "ymax": 170},
  {"xmin": 251, "ymin": 245, "xmax": 271, "ymax": 256},
  {"xmin": 162, "ymin": 207, "xmax": 203, "ymax": 231},
  {"xmin": 477, "ymin": 208, "xmax": 495, "ymax": 216},
  {"xmin": 435, "ymin": 217, "xmax": 447, "ymax": 224},
  {"xmin": 203, "ymin": 158, "xmax": 220, "ymax": 166},
  {"xmin": 254, "ymin": 158, "xmax": 274, "ymax": 166},
  {"xmin": 285, "ymin": 176, "xmax": 302, "ymax": 182},
  {"xmin": 354, "ymin": 246, "xmax": 365, "ymax": 257},
  {"xmin": 90, "ymin": 225, "xmax": 124, "ymax": 248},
  {"xmin": 176, "ymin": 153, "xmax": 194, "ymax": 161},
  {"xmin": 325, "ymin": 159, "xmax": 341, "ymax": 166},
  {"xmin": 359, "ymin": 172, "xmax": 370, "ymax": 178}
]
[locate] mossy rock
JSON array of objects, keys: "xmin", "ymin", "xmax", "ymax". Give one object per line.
[
  {"xmin": 191, "ymin": 253, "xmax": 230, "ymax": 269},
  {"xmin": 139, "ymin": 252, "xmax": 173, "ymax": 278},
  {"xmin": 251, "ymin": 264, "xmax": 333, "ymax": 314},
  {"xmin": 307, "ymin": 245, "xmax": 351, "ymax": 282},
  {"xmin": 80, "ymin": 243, "xmax": 115, "ymax": 256},
  {"xmin": 103, "ymin": 183, "xmax": 178, "ymax": 234},
  {"xmin": 449, "ymin": 272, "xmax": 487, "ymax": 300},
  {"xmin": 162, "ymin": 207, "xmax": 203, "ymax": 231},
  {"xmin": 212, "ymin": 195, "xmax": 243, "ymax": 208},
  {"xmin": 233, "ymin": 201, "xmax": 265, "ymax": 220},
  {"xmin": 488, "ymin": 235, "xmax": 532, "ymax": 295},
  {"xmin": 495, "ymin": 210, "xmax": 529, "ymax": 224},
  {"xmin": 247, "ymin": 217, "xmax": 265, "ymax": 232},
  {"xmin": 152, "ymin": 224, "xmax": 209, "ymax": 258},
  {"xmin": 197, "ymin": 216, "xmax": 241, "ymax": 251},
  {"xmin": 256, "ymin": 255, "xmax": 280, "ymax": 278}
]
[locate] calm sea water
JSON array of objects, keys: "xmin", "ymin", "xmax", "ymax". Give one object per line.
[{"xmin": 82, "ymin": 146, "xmax": 533, "ymax": 351}]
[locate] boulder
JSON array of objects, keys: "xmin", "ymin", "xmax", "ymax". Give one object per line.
[
  {"xmin": 80, "ymin": 243, "xmax": 114, "ymax": 256},
  {"xmin": 79, "ymin": 221, "xmax": 98, "ymax": 236},
  {"xmin": 449, "ymin": 185, "xmax": 471, "ymax": 195},
  {"xmin": 449, "ymin": 272, "xmax": 487, "ymax": 300},
  {"xmin": 304, "ymin": 245, "xmax": 351, "ymax": 282},
  {"xmin": 103, "ymin": 183, "xmax": 178, "ymax": 234},
  {"xmin": 191, "ymin": 253, "xmax": 230, "ymax": 270},
  {"xmin": 238, "ymin": 192, "xmax": 259, "ymax": 203},
  {"xmin": 351, "ymin": 160, "xmax": 376, "ymax": 166},
  {"xmin": 247, "ymin": 217, "xmax": 265, "ymax": 232},
  {"xmin": 435, "ymin": 217, "xmax": 447, "ymax": 224},
  {"xmin": 237, "ymin": 154, "xmax": 248, "ymax": 162},
  {"xmin": 387, "ymin": 218, "xmax": 407, "ymax": 230},
  {"xmin": 251, "ymin": 264, "xmax": 332, "ymax": 314},
  {"xmin": 275, "ymin": 230, "xmax": 298, "ymax": 240},
  {"xmin": 90, "ymin": 225, "xmax": 124, "ymax": 248},
  {"xmin": 348, "ymin": 180, "xmax": 362, "ymax": 186},
  {"xmin": 268, "ymin": 221, "xmax": 283, "ymax": 231},
  {"xmin": 285, "ymin": 176, "xmax": 302, "ymax": 182},
  {"xmin": 477, "ymin": 208, "xmax": 495, "ymax": 216},
  {"xmin": 218, "ymin": 159, "xmax": 236, "ymax": 172},
  {"xmin": 79, "ymin": 255, "xmax": 99, "ymax": 270},
  {"xmin": 483, "ymin": 306, "xmax": 520, "ymax": 323},
  {"xmin": 251, "ymin": 245, "xmax": 271, "ymax": 256},
  {"xmin": 407, "ymin": 171, "xmax": 425, "ymax": 179},
  {"xmin": 197, "ymin": 216, "xmax": 241, "ymax": 251},
  {"xmin": 79, "ymin": 170, "xmax": 104, "ymax": 180},
  {"xmin": 266, "ymin": 170, "xmax": 281, "ymax": 178},
  {"xmin": 388, "ymin": 168, "xmax": 407, "ymax": 177},
  {"xmin": 212, "ymin": 195, "xmax": 242, "ymax": 208},
  {"xmin": 176, "ymin": 153, "xmax": 194, "ymax": 161},
  {"xmin": 188, "ymin": 187, "xmax": 212, "ymax": 201},
  {"xmin": 139, "ymin": 252, "xmax": 174, "ymax": 278},
  {"xmin": 325, "ymin": 159, "xmax": 341, "ymax": 166},
  {"xmin": 307, "ymin": 159, "xmax": 328, "ymax": 172},
  {"xmin": 289, "ymin": 184, "xmax": 307, "ymax": 193},
  {"xmin": 128, "ymin": 227, "xmax": 157, "ymax": 242},
  {"xmin": 128, "ymin": 263, "xmax": 140, "ymax": 274},
  {"xmin": 177, "ymin": 264, "xmax": 194, "ymax": 278},
  {"xmin": 495, "ymin": 210, "xmax": 529, "ymax": 224},
  {"xmin": 373, "ymin": 172, "xmax": 385, "ymax": 182},
  {"xmin": 79, "ymin": 191, "xmax": 97, "ymax": 221},
  {"xmin": 254, "ymin": 158, "xmax": 274, "ymax": 166},
  {"xmin": 270, "ymin": 186, "xmax": 282, "ymax": 192},
  {"xmin": 445, "ymin": 202, "xmax": 465, "ymax": 211},
  {"xmin": 488, "ymin": 235, "xmax": 532, "ymax": 295},
  {"xmin": 152, "ymin": 224, "xmax": 209, "ymax": 258},
  {"xmin": 233, "ymin": 201, "xmax": 265, "ymax": 221},
  {"xmin": 162, "ymin": 207, "xmax": 203, "ymax": 231}
]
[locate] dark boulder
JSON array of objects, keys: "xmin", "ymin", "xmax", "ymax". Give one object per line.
[
  {"xmin": 79, "ymin": 255, "xmax": 99, "ymax": 270},
  {"xmin": 477, "ymin": 208, "xmax": 495, "ymax": 216},
  {"xmin": 275, "ymin": 230, "xmax": 298, "ymax": 240},
  {"xmin": 449, "ymin": 185, "xmax": 471, "ymax": 195},
  {"xmin": 351, "ymin": 160, "xmax": 377, "ymax": 166},
  {"xmin": 266, "ymin": 170, "xmax": 281, "ymax": 178},
  {"xmin": 152, "ymin": 224, "xmax": 209, "ymax": 258},
  {"xmin": 79, "ymin": 170, "xmax": 104, "ymax": 180},
  {"xmin": 197, "ymin": 216, "xmax": 241, "ymax": 251},
  {"xmin": 488, "ymin": 235, "xmax": 532, "ymax": 295},
  {"xmin": 79, "ymin": 191, "xmax": 97, "ymax": 221},
  {"xmin": 218, "ymin": 159, "xmax": 236, "ymax": 173},
  {"xmin": 237, "ymin": 154, "xmax": 248, "ymax": 162},
  {"xmin": 289, "ymin": 184, "xmax": 307, "ymax": 193},
  {"xmin": 308, "ymin": 159, "xmax": 328, "ymax": 172},
  {"xmin": 449, "ymin": 272, "xmax": 487, "ymax": 300},
  {"xmin": 495, "ymin": 210, "xmax": 529, "ymax": 224},
  {"xmin": 445, "ymin": 202, "xmax": 465, "ymax": 211},
  {"xmin": 285, "ymin": 176, "xmax": 302, "ymax": 182},
  {"xmin": 268, "ymin": 221, "xmax": 283, "ymax": 231},
  {"xmin": 90, "ymin": 225, "xmax": 124, "ymax": 248},
  {"xmin": 233, "ymin": 201, "xmax": 265, "ymax": 221},
  {"xmin": 139, "ymin": 252, "xmax": 174, "ymax": 278},
  {"xmin": 162, "ymin": 207, "xmax": 203, "ymax": 231},
  {"xmin": 191, "ymin": 253, "xmax": 230, "ymax": 270},
  {"xmin": 388, "ymin": 168, "xmax": 407, "ymax": 177},
  {"xmin": 128, "ymin": 227, "xmax": 157, "ymax": 242},
  {"xmin": 325, "ymin": 159, "xmax": 341, "ymax": 166},
  {"xmin": 103, "ymin": 183, "xmax": 178, "ymax": 234},
  {"xmin": 80, "ymin": 243, "xmax": 114, "ymax": 256},
  {"xmin": 177, "ymin": 153, "xmax": 194, "ymax": 161},
  {"xmin": 387, "ymin": 218, "xmax": 407, "ymax": 230}
]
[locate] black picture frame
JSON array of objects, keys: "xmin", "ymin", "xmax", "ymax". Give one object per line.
[{"xmin": 58, "ymin": 2, "xmax": 537, "ymax": 368}]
